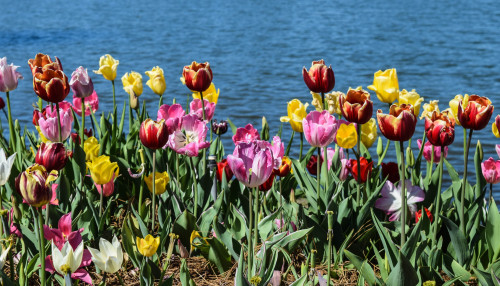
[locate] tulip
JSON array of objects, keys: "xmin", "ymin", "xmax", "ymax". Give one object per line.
[
  {"xmin": 336, "ymin": 123, "xmax": 357, "ymax": 149},
  {"xmin": 274, "ymin": 156, "xmax": 292, "ymax": 177},
  {"xmin": 482, "ymin": 158, "xmax": 500, "ymax": 184},
  {"xmin": 270, "ymin": 136, "xmax": 285, "ymax": 170},
  {"xmin": 192, "ymin": 82, "xmax": 219, "ymax": 104},
  {"xmin": 0, "ymin": 57, "xmax": 23, "ymax": 92},
  {"xmin": 136, "ymin": 234, "xmax": 160, "ymax": 257},
  {"xmin": 348, "ymin": 157, "xmax": 373, "ymax": 183},
  {"xmin": 72, "ymin": 90, "xmax": 99, "ymax": 117},
  {"xmin": 417, "ymin": 139, "xmax": 448, "ymax": 164},
  {"xmin": 361, "ymin": 118, "xmax": 378, "ymax": 148},
  {"xmin": 190, "ymin": 98, "xmax": 215, "ymax": 121},
  {"xmin": 35, "ymin": 142, "xmax": 68, "ymax": 172},
  {"xmin": 83, "ymin": 136, "xmax": 100, "ymax": 162},
  {"xmin": 95, "ymin": 174, "xmax": 116, "ymax": 197},
  {"xmin": 145, "ymin": 66, "xmax": 166, "ymax": 96},
  {"xmin": 259, "ymin": 173, "xmax": 275, "ymax": 192},
  {"xmin": 339, "ymin": 159, "xmax": 350, "ymax": 181},
  {"xmin": 167, "ymin": 115, "xmax": 210, "ymax": 156},
  {"xmin": 374, "ymin": 180, "xmax": 425, "ymax": 221},
  {"xmin": 145, "ymin": 171, "xmax": 169, "ymax": 195},
  {"xmin": 38, "ymin": 104, "xmax": 73, "ymax": 142},
  {"xmin": 303, "ymin": 111, "xmax": 337, "ymax": 148},
  {"xmin": 367, "ymin": 68, "xmax": 399, "ymax": 104},
  {"xmin": 93, "ymin": 54, "xmax": 119, "ymax": 81},
  {"xmin": 0, "ymin": 148, "xmax": 16, "ymax": 186},
  {"xmin": 71, "ymin": 129, "xmax": 93, "ymax": 145},
  {"xmin": 232, "ymin": 124, "xmax": 260, "ymax": 145},
  {"xmin": 415, "ymin": 208, "xmax": 433, "ymax": 223},
  {"xmin": 28, "ymin": 53, "xmax": 63, "ymax": 75},
  {"xmin": 449, "ymin": 94, "xmax": 469, "ymax": 125},
  {"xmin": 0, "ymin": 98, "xmax": 4, "ymax": 110},
  {"xmin": 44, "ymin": 213, "xmax": 84, "ymax": 250},
  {"xmin": 121, "ymin": 71, "xmax": 143, "ymax": 97},
  {"xmin": 15, "ymin": 164, "xmax": 58, "ymax": 207},
  {"xmin": 69, "ymin": 67, "xmax": 94, "ymax": 99},
  {"xmin": 227, "ymin": 140, "xmax": 274, "ymax": 188},
  {"xmin": 340, "ymin": 87, "xmax": 373, "ymax": 124},
  {"xmin": 398, "ymin": 89, "xmax": 423, "ymax": 117},
  {"xmin": 157, "ymin": 104, "xmax": 185, "ymax": 134},
  {"xmin": 212, "ymin": 119, "xmax": 228, "ymax": 136},
  {"xmin": 376, "ymin": 104, "xmax": 417, "ymax": 142},
  {"xmin": 140, "ymin": 119, "xmax": 169, "ymax": 150},
  {"xmin": 306, "ymin": 155, "xmax": 320, "ymax": 176},
  {"xmin": 496, "ymin": 145, "xmax": 500, "ymax": 159},
  {"xmin": 216, "ymin": 159, "xmax": 233, "ymax": 181},
  {"xmin": 86, "ymin": 155, "xmax": 119, "ymax": 185},
  {"xmin": 492, "ymin": 115, "xmax": 500, "ymax": 138},
  {"xmin": 31, "ymin": 55, "xmax": 70, "ymax": 103},
  {"xmin": 52, "ymin": 241, "xmax": 84, "ymax": 277},
  {"xmin": 457, "ymin": 94, "xmax": 494, "ymax": 130},
  {"xmin": 280, "ymin": 99, "xmax": 309, "ymax": 133},
  {"xmin": 420, "ymin": 100, "xmax": 440, "ymax": 120},
  {"xmin": 310, "ymin": 91, "xmax": 343, "ymax": 116},
  {"xmin": 381, "ymin": 162, "xmax": 399, "ymax": 183},
  {"xmin": 182, "ymin": 61, "xmax": 213, "ymax": 93},
  {"xmin": 424, "ymin": 111, "xmax": 455, "ymax": 147},
  {"xmin": 87, "ymin": 236, "xmax": 123, "ymax": 274},
  {"xmin": 302, "ymin": 59, "xmax": 335, "ymax": 94}
]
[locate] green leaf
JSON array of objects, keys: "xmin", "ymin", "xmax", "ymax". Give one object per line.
[
  {"xmin": 193, "ymin": 237, "xmax": 233, "ymax": 273},
  {"xmin": 228, "ymin": 204, "xmax": 247, "ymax": 241},
  {"xmin": 258, "ymin": 208, "xmax": 280, "ymax": 241},
  {"xmin": 173, "ymin": 210, "xmax": 199, "ymax": 250},
  {"xmin": 234, "ymin": 249, "xmax": 250, "ymax": 286},
  {"xmin": 442, "ymin": 254, "xmax": 471, "ymax": 282},
  {"xmin": 371, "ymin": 210, "xmax": 398, "ymax": 268},
  {"xmin": 486, "ymin": 199, "xmax": 500, "ymax": 262},
  {"xmin": 386, "ymin": 252, "xmax": 419, "ymax": 286},
  {"xmin": 180, "ymin": 258, "xmax": 196, "ymax": 286},
  {"xmin": 472, "ymin": 267, "xmax": 494, "ymax": 286},
  {"xmin": 274, "ymin": 227, "xmax": 312, "ymax": 253},
  {"xmin": 344, "ymin": 249, "xmax": 380, "ymax": 286},
  {"xmin": 441, "ymin": 216, "xmax": 470, "ymax": 266}
]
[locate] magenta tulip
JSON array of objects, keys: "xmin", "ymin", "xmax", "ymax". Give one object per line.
[
  {"xmin": 227, "ymin": 140, "xmax": 274, "ymax": 188},
  {"xmin": 417, "ymin": 139, "xmax": 448, "ymax": 164},
  {"xmin": 168, "ymin": 114, "xmax": 210, "ymax": 156},
  {"xmin": 72, "ymin": 90, "xmax": 99, "ymax": 117},
  {"xmin": 0, "ymin": 57, "xmax": 23, "ymax": 92},
  {"xmin": 157, "ymin": 104, "xmax": 185, "ymax": 134},
  {"xmin": 303, "ymin": 110, "xmax": 337, "ymax": 148},
  {"xmin": 232, "ymin": 124, "xmax": 260, "ymax": 145},
  {"xmin": 482, "ymin": 157, "xmax": 500, "ymax": 184},
  {"xmin": 190, "ymin": 98, "xmax": 215, "ymax": 122}
]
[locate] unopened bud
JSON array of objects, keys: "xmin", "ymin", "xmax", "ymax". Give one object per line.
[{"xmin": 376, "ymin": 137, "xmax": 383, "ymax": 158}]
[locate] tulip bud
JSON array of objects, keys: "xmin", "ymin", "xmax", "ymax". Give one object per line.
[
  {"xmin": 70, "ymin": 66, "xmax": 94, "ymax": 99},
  {"xmin": 15, "ymin": 119, "xmax": 20, "ymax": 133},
  {"xmin": 212, "ymin": 119, "xmax": 228, "ymax": 136},
  {"xmin": 302, "ymin": 60, "xmax": 335, "ymax": 94},
  {"xmin": 11, "ymin": 196, "xmax": 20, "ymax": 220},
  {"xmin": 406, "ymin": 146, "xmax": 415, "ymax": 167},
  {"xmin": 261, "ymin": 116, "xmax": 269, "ymax": 141},
  {"xmin": 477, "ymin": 140, "xmax": 483, "ymax": 162},
  {"xmin": 130, "ymin": 92, "xmax": 139, "ymax": 110},
  {"xmin": 376, "ymin": 137, "xmax": 383, "ymax": 158},
  {"xmin": 139, "ymin": 119, "xmax": 169, "ymax": 150},
  {"xmin": 35, "ymin": 142, "xmax": 68, "ymax": 172},
  {"xmin": 0, "ymin": 57, "xmax": 23, "ymax": 93},
  {"xmin": 289, "ymin": 189, "xmax": 295, "ymax": 203},
  {"xmin": 15, "ymin": 164, "xmax": 58, "ymax": 208}
]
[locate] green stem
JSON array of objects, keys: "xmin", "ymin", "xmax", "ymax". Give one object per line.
[
  {"xmin": 116, "ymin": 272, "xmax": 125, "ymax": 286},
  {"xmin": 55, "ymin": 102, "xmax": 62, "ymax": 142},
  {"xmin": 99, "ymin": 184, "xmax": 104, "ymax": 218},
  {"xmin": 81, "ymin": 97, "xmax": 85, "ymax": 149},
  {"xmin": 248, "ymin": 187, "xmax": 253, "ymax": 278},
  {"xmin": 200, "ymin": 91, "xmax": 207, "ymax": 174},
  {"xmin": 38, "ymin": 208, "xmax": 46, "ymax": 286},
  {"xmin": 64, "ymin": 273, "xmax": 71, "ymax": 286},
  {"xmin": 5, "ymin": 91, "xmax": 15, "ymax": 149},
  {"xmin": 321, "ymin": 92, "xmax": 326, "ymax": 111},
  {"xmin": 159, "ymin": 94, "xmax": 164, "ymax": 108},
  {"xmin": 356, "ymin": 123, "xmax": 362, "ymax": 205},
  {"xmin": 323, "ymin": 145, "xmax": 329, "ymax": 194},
  {"xmin": 399, "ymin": 141, "xmax": 407, "ymax": 247},
  {"xmin": 45, "ymin": 204, "xmax": 50, "ymax": 226},
  {"xmin": 279, "ymin": 178, "xmax": 283, "ymax": 228},
  {"xmin": 432, "ymin": 146, "xmax": 445, "ymax": 246},
  {"xmin": 316, "ymin": 147, "xmax": 321, "ymax": 204},
  {"xmin": 176, "ymin": 154, "xmax": 180, "ymax": 190},
  {"xmin": 327, "ymin": 211, "xmax": 333, "ymax": 286},
  {"xmin": 152, "ymin": 151, "xmax": 157, "ymax": 230},
  {"xmin": 490, "ymin": 183, "xmax": 494, "ymax": 209},
  {"xmin": 299, "ymin": 132, "xmax": 304, "ymax": 161},
  {"xmin": 377, "ymin": 139, "xmax": 391, "ymax": 166},
  {"xmin": 460, "ymin": 128, "xmax": 473, "ymax": 235},
  {"xmin": 189, "ymin": 157, "xmax": 199, "ymax": 218},
  {"xmin": 112, "ymin": 80, "xmax": 117, "ymax": 131},
  {"xmin": 253, "ymin": 188, "xmax": 259, "ymax": 276}
]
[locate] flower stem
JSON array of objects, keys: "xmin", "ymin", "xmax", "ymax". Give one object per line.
[
  {"xmin": 64, "ymin": 273, "xmax": 71, "ymax": 286},
  {"xmin": 323, "ymin": 146, "xmax": 329, "ymax": 194},
  {"xmin": 45, "ymin": 204, "xmax": 50, "ymax": 226},
  {"xmin": 5, "ymin": 91, "xmax": 15, "ymax": 149},
  {"xmin": 189, "ymin": 157, "xmax": 199, "ymax": 218},
  {"xmin": 112, "ymin": 80, "xmax": 116, "ymax": 131},
  {"xmin": 490, "ymin": 183, "xmax": 494, "ymax": 208},
  {"xmin": 81, "ymin": 97, "xmax": 85, "ymax": 150},
  {"xmin": 37, "ymin": 208, "xmax": 46, "ymax": 286},
  {"xmin": 432, "ymin": 146, "xmax": 445, "ymax": 245},
  {"xmin": 399, "ymin": 140, "xmax": 407, "ymax": 247},
  {"xmin": 327, "ymin": 211, "xmax": 333, "ymax": 286},
  {"xmin": 253, "ymin": 188, "xmax": 259, "ymax": 276},
  {"xmin": 321, "ymin": 92, "xmax": 326, "ymax": 111},
  {"xmin": 248, "ymin": 187, "xmax": 254, "ymax": 278},
  {"xmin": 99, "ymin": 184, "xmax": 104, "ymax": 218},
  {"xmin": 55, "ymin": 102, "xmax": 62, "ymax": 142},
  {"xmin": 116, "ymin": 272, "xmax": 125, "ymax": 286},
  {"xmin": 316, "ymin": 147, "xmax": 321, "ymax": 204},
  {"xmin": 159, "ymin": 94, "xmax": 164, "ymax": 108},
  {"xmin": 356, "ymin": 123, "xmax": 362, "ymax": 205},
  {"xmin": 200, "ymin": 91, "xmax": 207, "ymax": 174},
  {"xmin": 152, "ymin": 151, "xmax": 157, "ymax": 230},
  {"xmin": 279, "ymin": 178, "xmax": 283, "ymax": 228},
  {"xmin": 299, "ymin": 132, "xmax": 304, "ymax": 161},
  {"xmin": 460, "ymin": 128, "xmax": 473, "ymax": 235}
]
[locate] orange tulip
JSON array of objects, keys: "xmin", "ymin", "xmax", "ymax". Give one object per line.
[{"xmin": 339, "ymin": 87, "xmax": 373, "ymax": 124}]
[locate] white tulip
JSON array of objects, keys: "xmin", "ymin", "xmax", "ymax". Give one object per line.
[
  {"xmin": 52, "ymin": 241, "xmax": 83, "ymax": 276},
  {"xmin": 87, "ymin": 235, "xmax": 123, "ymax": 273},
  {"xmin": 0, "ymin": 149, "xmax": 15, "ymax": 186},
  {"xmin": 0, "ymin": 244, "xmax": 11, "ymax": 269}
]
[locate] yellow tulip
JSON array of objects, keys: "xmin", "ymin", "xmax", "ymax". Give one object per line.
[
  {"xmin": 192, "ymin": 83, "xmax": 219, "ymax": 104},
  {"xmin": 145, "ymin": 171, "xmax": 169, "ymax": 195},
  {"xmin": 121, "ymin": 71, "xmax": 143, "ymax": 97},
  {"xmin": 399, "ymin": 89, "xmax": 423, "ymax": 117},
  {"xmin": 280, "ymin": 99, "xmax": 308, "ymax": 133},
  {"xmin": 361, "ymin": 118, "xmax": 377, "ymax": 148},
  {"xmin": 336, "ymin": 123, "xmax": 357, "ymax": 149},
  {"xmin": 190, "ymin": 230, "xmax": 208, "ymax": 251},
  {"xmin": 367, "ymin": 68, "xmax": 399, "ymax": 104},
  {"xmin": 310, "ymin": 92, "xmax": 323, "ymax": 112},
  {"xmin": 493, "ymin": 121, "xmax": 500, "ymax": 138},
  {"xmin": 449, "ymin": 94, "xmax": 469, "ymax": 126},
  {"xmin": 86, "ymin": 155, "xmax": 119, "ymax": 185},
  {"xmin": 93, "ymin": 54, "xmax": 119, "ymax": 81},
  {"xmin": 420, "ymin": 100, "xmax": 440, "ymax": 119},
  {"xmin": 136, "ymin": 235, "xmax": 159, "ymax": 257},
  {"xmin": 145, "ymin": 66, "xmax": 166, "ymax": 96},
  {"xmin": 83, "ymin": 137, "xmax": 100, "ymax": 162}
]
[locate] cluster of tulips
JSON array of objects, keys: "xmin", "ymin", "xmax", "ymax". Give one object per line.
[{"xmin": 0, "ymin": 52, "xmax": 499, "ymax": 286}]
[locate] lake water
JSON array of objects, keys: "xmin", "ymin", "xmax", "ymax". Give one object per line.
[{"xmin": 2, "ymin": 0, "xmax": 500, "ymax": 195}]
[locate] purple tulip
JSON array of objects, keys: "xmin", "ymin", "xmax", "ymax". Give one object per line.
[
  {"xmin": 69, "ymin": 66, "xmax": 94, "ymax": 99},
  {"xmin": 72, "ymin": 90, "xmax": 99, "ymax": 117},
  {"xmin": 167, "ymin": 114, "xmax": 210, "ymax": 157},
  {"xmin": 270, "ymin": 136, "xmax": 284, "ymax": 169},
  {"xmin": 303, "ymin": 111, "xmax": 337, "ymax": 148},
  {"xmin": 38, "ymin": 103, "xmax": 74, "ymax": 142},
  {"xmin": 157, "ymin": 104, "xmax": 185, "ymax": 134},
  {"xmin": 227, "ymin": 140, "xmax": 274, "ymax": 188},
  {"xmin": 374, "ymin": 180, "xmax": 425, "ymax": 221},
  {"xmin": 482, "ymin": 157, "xmax": 500, "ymax": 184},
  {"xmin": 0, "ymin": 57, "xmax": 23, "ymax": 92}
]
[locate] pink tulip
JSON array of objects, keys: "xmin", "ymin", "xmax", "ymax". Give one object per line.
[
  {"xmin": 8, "ymin": 208, "xmax": 21, "ymax": 238},
  {"xmin": 417, "ymin": 139, "xmax": 448, "ymax": 164},
  {"xmin": 38, "ymin": 103, "xmax": 74, "ymax": 142},
  {"xmin": 0, "ymin": 57, "xmax": 23, "ymax": 92},
  {"xmin": 233, "ymin": 124, "xmax": 260, "ymax": 145},
  {"xmin": 482, "ymin": 157, "xmax": 500, "ymax": 184},
  {"xmin": 167, "ymin": 114, "xmax": 210, "ymax": 156},
  {"xmin": 95, "ymin": 174, "xmax": 116, "ymax": 197},
  {"xmin": 321, "ymin": 147, "xmax": 345, "ymax": 171},
  {"xmin": 227, "ymin": 140, "xmax": 274, "ymax": 188},
  {"xmin": 157, "ymin": 104, "xmax": 185, "ymax": 134},
  {"xmin": 303, "ymin": 111, "xmax": 337, "ymax": 148},
  {"xmin": 69, "ymin": 66, "xmax": 94, "ymax": 99},
  {"xmin": 374, "ymin": 180, "xmax": 425, "ymax": 221},
  {"xmin": 190, "ymin": 98, "xmax": 215, "ymax": 121},
  {"xmin": 270, "ymin": 136, "xmax": 284, "ymax": 169},
  {"xmin": 72, "ymin": 90, "xmax": 99, "ymax": 117},
  {"xmin": 339, "ymin": 159, "xmax": 350, "ymax": 181}
]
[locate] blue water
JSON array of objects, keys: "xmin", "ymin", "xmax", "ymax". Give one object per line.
[{"xmin": 3, "ymin": 0, "xmax": 500, "ymax": 193}]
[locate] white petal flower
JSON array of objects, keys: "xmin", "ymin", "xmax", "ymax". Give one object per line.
[
  {"xmin": 0, "ymin": 149, "xmax": 16, "ymax": 186},
  {"xmin": 52, "ymin": 241, "xmax": 83, "ymax": 276},
  {"xmin": 87, "ymin": 235, "xmax": 123, "ymax": 273}
]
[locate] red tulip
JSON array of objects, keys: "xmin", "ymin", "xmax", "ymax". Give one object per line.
[
  {"xmin": 182, "ymin": 61, "xmax": 213, "ymax": 92},
  {"xmin": 348, "ymin": 157, "xmax": 373, "ymax": 183},
  {"xmin": 306, "ymin": 155, "xmax": 321, "ymax": 176},
  {"xmin": 139, "ymin": 119, "xmax": 169, "ymax": 150},
  {"xmin": 302, "ymin": 60, "xmax": 335, "ymax": 93},
  {"xmin": 415, "ymin": 207, "xmax": 433, "ymax": 223},
  {"xmin": 259, "ymin": 172, "xmax": 275, "ymax": 192},
  {"xmin": 70, "ymin": 129, "xmax": 93, "ymax": 145},
  {"xmin": 377, "ymin": 104, "xmax": 417, "ymax": 142},
  {"xmin": 424, "ymin": 111, "xmax": 455, "ymax": 147},
  {"xmin": 339, "ymin": 88, "xmax": 373, "ymax": 124},
  {"xmin": 457, "ymin": 95, "xmax": 494, "ymax": 130},
  {"xmin": 35, "ymin": 142, "xmax": 68, "ymax": 172},
  {"xmin": 216, "ymin": 159, "xmax": 233, "ymax": 182},
  {"xmin": 29, "ymin": 54, "xmax": 70, "ymax": 103},
  {"xmin": 274, "ymin": 156, "xmax": 292, "ymax": 177},
  {"xmin": 381, "ymin": 162, "xmax": 399, "ymax": 184}
]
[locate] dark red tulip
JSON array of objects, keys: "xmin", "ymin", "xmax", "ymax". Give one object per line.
[
  {"xmin": 424, "ymin": 111, "xmax": 455, "ymax": 147},
  {"xmin": 139, "ymin": 118, "xmax": 169, "ymax": 150},
  {"xmin": 182, "ymin": 61, "xmax": 213, "ymax": 92},
  {"xmin": 302, "ymin": 60, "xmax": 335, "ymax": 94},
  {"xmin": 381, "ymin": 162, "xmax": 399, "ymax": 183},
  {"xmin": 259, "ymin": 172, "xmax": 275, "ymax": 192},
  {"xmin": 340, "ymin": 88, "xmax": 373, "ymax": 124},
  {"xmin": 457, "ymin": 95, "xmax": 494, "ymax": 130},
  {"xmin": 377, "ymin": 104, "xmax": 417, "ymax": 142},
  {"xmin": 216, "ymin": 159, "xmax": 233, "ymax": 182},
  {"xmin": 348, "ymin": 157, "xmax": 373, "ymax": 183},
  {"xmin": 35, "ymin": 142, "xmax": 68, "ymax": 172},
  {"xmin": 306, "ymin": 155, "xmax": 321, "ymax": 176}
]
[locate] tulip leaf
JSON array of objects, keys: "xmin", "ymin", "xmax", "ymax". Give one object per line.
[
  {"xmin": 131, "ymin": 205, "xmax": 149, "ymax": 237},
  {"xmin": 473, "ymin": 266, "xmax": 494, "ymax": 286},
  {"xmin": 289, "ymin": 273, "xmax": 308, "ymax": 286},
  {"xmin": 444, "ymin": 159, "xmax": 460, "ymax": 183},
  {"xmin": 486, "ymin": 200, "xmax": 500, "ymax": 262},
  {"xmin": 214, "ymin": 220, "xmax": 241, "ymax": 260},
  {"xmin": 442, "ymin": 254, "xmax": 471, "ymax": 282},
  {"xmin": 371, "ymin": 210, "xmax": 398, "ymax": 268},
  {"xmin": 234, "ymin": 248, "xmax": 251, "ymax": 286},
  {"xmin": 227, "ymin": 118, "xmax": 237, "ymax": 135},
  {"xmin": 228, "ymin": 204, "xmax": 247, "ymax": 241},
  {"xmin": 441, "ymin": 216, "xmax": 470, "ymax": 266},
  {"xmin": 173, "ymin": 210, "xmax": 199, "ymax": 250},
  {"xmin": 385, "ymin": 251, "xmax": 419, "ymax": 286},
  {"xmin": 344, "ymin": 249, "xmax": 380, "ymax": 286},
  {"xmin": 291, "ymin": 158, "xmax": 318, "ymax": 211},
  {"xmin": 258, "ymin": 208, "xmax": 280, "ymax": 241},
  {"xmin": 274, "ymin": 227, "xmax": 312, "ymax": 253},
  {"xmin": 118, "ymin": 101, "xmax": 127, "ymax": 136},
  {"xmin": 474, "ymin": 140, "xmax": 486, "ymax": 199},
  {"xmin": 121, "ymin": 213, "xmax": 141, "ymax": 268},
  {"xmin": 199, "ymin": 237, "xmax": 233, "ymax": 273},
  {"xmin": 180, "ymin": 258, "xmax": 196, "ymax": 286}
]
